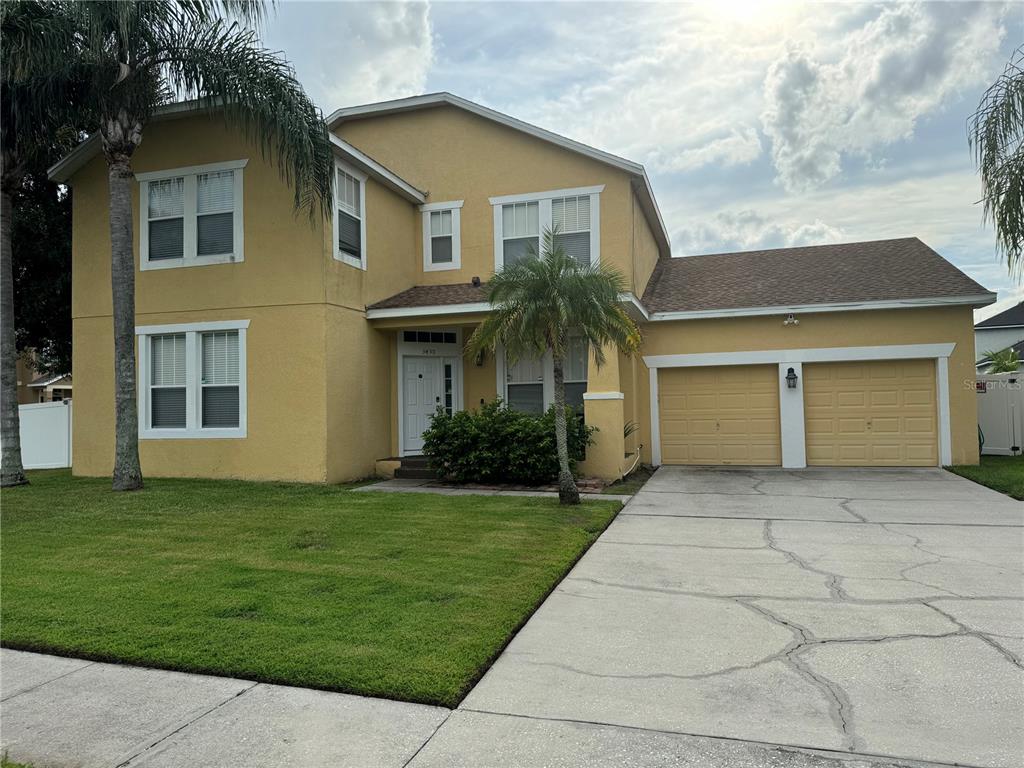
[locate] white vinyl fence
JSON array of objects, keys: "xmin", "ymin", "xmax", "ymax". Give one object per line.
[
  {"xmin": 976, "ymin": 373, "xmax": 1023, "ymax": 456},
  {"xmin": 15, "ymin": 400, "xmax": 72, "ymax": 469}
]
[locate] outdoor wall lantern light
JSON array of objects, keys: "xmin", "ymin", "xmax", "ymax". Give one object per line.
[{"xmin": 786, "ymin": 367, "xmax": 798, "ymax": 389}]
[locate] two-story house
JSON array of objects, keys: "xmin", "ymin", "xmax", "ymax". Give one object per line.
[{"xmin": 51, "ymin": 93, "xmax": 993, "ymax": 483}]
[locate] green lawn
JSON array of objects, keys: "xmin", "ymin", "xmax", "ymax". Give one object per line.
[
  {"xmin": 947, "ymin": 455, "xmax": 1024, "ymax": 500},
  {"xmin": 1, "ymin": 470, "xmax": 619, "ymax": 707}
]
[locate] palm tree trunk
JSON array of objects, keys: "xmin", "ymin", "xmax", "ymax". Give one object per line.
[
  {"xmin": 107, "ymin": 150, "xmax": 142, "ymax": 491},
  {"xmin": 552, "ymin": 351, "xmax": 580, "ymax": 505},
  {"xmin": 1, "ymin": 184, "xmax": 27, "ymax": 487}
]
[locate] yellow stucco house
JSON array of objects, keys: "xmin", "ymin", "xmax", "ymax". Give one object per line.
[{"xmin": 51, "ymin": 93, "xmax": 994, "ymax": 483}]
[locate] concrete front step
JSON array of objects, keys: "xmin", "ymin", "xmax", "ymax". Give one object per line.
[{"xmin": 394, "ymin": 467, "xmax": 436, "ymax": 480}]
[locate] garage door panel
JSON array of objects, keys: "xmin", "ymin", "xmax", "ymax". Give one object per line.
[
  {"xmin": 804, "ymin": 360, "xmax": 937, "ymax": 467},
  {"xmin": 870, "ymin": 391, "xmax": 899, "ymax": 407},
  {"xmin": 659, "ymin": 365, "xmax": 781, "ymax": 466},
  {"xmin": 905, "ymin": 416, "xmax": 936, "ymax": 434}
]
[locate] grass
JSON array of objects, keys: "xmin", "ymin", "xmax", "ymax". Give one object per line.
[
  {"xmin": 2, "ymin": 757, "xmax": 32, "ymax": 768},
  {"xmin": 1, "ymin": 470, "xmax": 619, "ymax": 707},
  {"xmin": 602, "ymin": 465, "xmax": 654, "ymax": 495},
  {"xmin": 947, "ymin": 455, "xmax": 1024, "ymax": 500}
]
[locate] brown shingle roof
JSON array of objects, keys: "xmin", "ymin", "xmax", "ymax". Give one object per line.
[
  {"xmin": 641, "ymin": 238, "xmax": 992, "ymax": 314},
  {"xmin": 367, "ymin": 282, "xmax": 487, "ymax": 310}
]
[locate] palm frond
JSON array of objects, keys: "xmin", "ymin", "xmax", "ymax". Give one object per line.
[
  {"xmin": 969, "ymin": 45, "xmax": 1024, "ymax": 280},
  {"xmin": 152, "ymin": 18, "xmax": 333, "ymax": 216},
  {"xmin": 467, "ymin": 227, "xmax": 641, "ymax": 366}
]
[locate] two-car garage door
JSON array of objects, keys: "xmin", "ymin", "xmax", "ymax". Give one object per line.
[{"xmin": 658, "ymin": 360, "xmax": 938, "ymax": 467}]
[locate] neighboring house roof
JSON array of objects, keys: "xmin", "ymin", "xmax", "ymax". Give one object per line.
[
  {"xmin": 368, "ymin": 283, "xmax": 488, "ymax": 311},
  {"xmin": 328, "ymin": 92, "xmax": 671, "ymax": 259},
  {"xmin": 641, "ymin": 237, "xmax": 994, "ymax": 318},
  {"xmin": 975, "ymin": 301, "xmax": 1024, "ymax": 329},
  {"xmin": 28, "ymin": 373, "xmax": 71, "ymax": 388},
  {"xmin": 47, "ymin": 101, "xmax": 425, "ymax": 204}
]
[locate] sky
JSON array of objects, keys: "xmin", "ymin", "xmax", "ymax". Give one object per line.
[{"xmin": 262, "ymin": 1, "xmax": 1024, "ymax": 320}]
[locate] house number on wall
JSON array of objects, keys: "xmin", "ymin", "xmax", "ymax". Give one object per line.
[{"xmin": 421, "ymin": 348, "xmax": 438, "ymax": 355}]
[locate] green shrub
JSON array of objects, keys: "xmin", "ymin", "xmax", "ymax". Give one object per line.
[{"xmin": 423, "ymin": 399, "xmax": 595, "ymax": 485}]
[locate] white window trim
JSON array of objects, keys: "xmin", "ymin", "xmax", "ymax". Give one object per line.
[
  {"xmin": 135, "ymin": 319, "xmax": 249, "ymax": 440},
  {"xmin": 421, "ymin": 200, "xmax": 463, "ymax": 272},
  {"xmin": 492, "ymin": 186, "xmax": 602, "ymax": 271},
  {"xmin": 333, "ymin": 159, "xmax": 367, "ymax": 270},
  {"xmin": 138, "ymin": 159, "xmax": 247, "ymax": 271},
  {"xmin": 645, "ymin": 343, "xmax": 956, "ymax": 469}
]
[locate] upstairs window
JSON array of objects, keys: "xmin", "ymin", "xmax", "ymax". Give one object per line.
[
  {"xmin": 552, "ymin": 195, "xmax": 591, "ymax": 266},
  {"xmin": 501, "ymin": 201, "xmax": 539, "ymax": 267},
  {"xmin": 491, "ymin": 186, "xmax": 602, "ymax": 270},
  {"xmin": 334, "ymin": 162, "xmax": 366, "ymax": 269},
  {"xmin": 421, "ymin": 201, "xmax": 463, "ymax": 271},
  {"xmin": 137, "ymin": 320, "xmax": 248, "ymax": 439},
  {"xmin": 138, "ymin": 160, "xmax": 246, "ymax": 270}
]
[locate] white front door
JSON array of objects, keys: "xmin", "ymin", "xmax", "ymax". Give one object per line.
[{"xmin": 403, "ymin": 356, "xmax": 443, "ymax": 454}]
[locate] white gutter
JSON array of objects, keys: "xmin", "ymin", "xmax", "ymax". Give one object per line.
[
  {"xmin": 365, "ymin": 302, "xmax": 492, "ymax": 320},
  {"xmin": 646, "ymin": 293, "xmax": 997, "ymax": 322}
]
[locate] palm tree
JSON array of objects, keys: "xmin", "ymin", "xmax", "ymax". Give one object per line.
[
  {"xmin": 14, "ymin": 2, "xmax": 334, "ymax": 490},
  {"xmin": 969, "ymin": 45, "xmax": 1024, "ymax": 280},
  {"xmin": 984, "ymin": 347, "xmax": 1021, "ymax": 374},
  {"xmin": 468, "ymin": 229, "xmax": 641, "ymax": 504},
  {"xmin": 1, "ymin": 0, "xmax": 87, "ymax": 487}
]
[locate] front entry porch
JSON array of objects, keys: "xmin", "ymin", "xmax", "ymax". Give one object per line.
[{"xmin": 397, "ymin": 329, "xmax": 465, "ymax": 456}]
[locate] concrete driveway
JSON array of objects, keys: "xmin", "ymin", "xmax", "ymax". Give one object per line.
[{"xmin": 462, "ymin": 467, "xmax": 1024, "ymax": 768}]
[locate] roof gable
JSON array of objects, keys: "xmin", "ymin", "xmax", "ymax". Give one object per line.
[
  {"xmin": 48, "ymin": 102, "xmax": 424, "ymax": 204},
  {"xmin": 328, "ymin": 92, "xmax": 670, "ymax": 257}
]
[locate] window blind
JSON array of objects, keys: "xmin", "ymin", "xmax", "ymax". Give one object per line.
[
  {"xmin": 197, "ymin": 171, "xmax": 233, "ymax": 213},
  {"xmin": 553, "ymin": 196, "xmax": 591, "ymax": 265},
  {"xmin": 338, "ymin": 212, "xmax": 361, "ymax": 258},
  {"xmin": 338, "ymin": 169, "xmax": 360, "ymax": 217},
  {"xmin": 148, "ymin": 178, "xmax": 185, "ymax": 260},
  {"xmin": 151, "ymin": 334, "xmax": 186, "ymax": 428},
  {"xmin": 201, "ymin": 331, "xmax": 239, "ymax": 385},
  {"xmin": 201, "ymin": 331, "xmax": 239, "ymax": 428},
  {"xmin": 196, "ymin": 171, "xmax": 234, "ymax": 257},
  {"xmin": 565, "ymin": 337, "xmax": 588, "ymax": 382},
  {"xmin": 151, "ymin": 334, "xmax": 186, "ymax": 386},
  {"xmin": 552, "ymin": 196, "xmax": 590, "ymax": 232}
]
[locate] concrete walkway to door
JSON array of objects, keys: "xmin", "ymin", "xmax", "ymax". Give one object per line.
[{"xmin": 462, "ymin": 466, "xmax": 1024, "ymax": 768}]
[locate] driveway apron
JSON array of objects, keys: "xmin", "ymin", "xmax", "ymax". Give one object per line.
[{"xmin": 462, "ymin": 466, "xmax": 1024, "ymax": 768}]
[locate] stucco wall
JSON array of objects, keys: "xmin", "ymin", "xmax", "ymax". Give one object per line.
[
  {"xmin": 324, "ymin": 306, "xmax": 393, "ymax": 481},
  {"xmin": 636, "ymin": 306, "xmax": 980, "ymax": 466},
  {"xmin": 630, "ymin": 193, "xmax": 662, "ymax": 298},
  {"xmin": 73, "ymin": 305, "xmax": 329, "ymax": 481},
  {"xmin": 335, "ymin": 106, "xmax": 653, "ymax": 291},
  {"xmin": 69, "ymin": 113, "xmax": 419, "ymax": 482}
]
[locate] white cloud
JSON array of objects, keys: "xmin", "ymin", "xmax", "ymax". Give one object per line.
[
  {"xmin": 263, "ymin": 2, "xmax": 433, "ymax": 111},
  {"xmin": 761, "ymin": 2, "xmax": 1008, "ymax": 191},
  {"xmin": 673, "ymin": 209, "xmax": 845, "ymax": 255}
]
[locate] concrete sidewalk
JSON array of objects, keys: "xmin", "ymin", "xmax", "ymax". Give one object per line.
[{"xmin": 2, "ymin": 648, "xmax": 925, "ymax": 767}]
